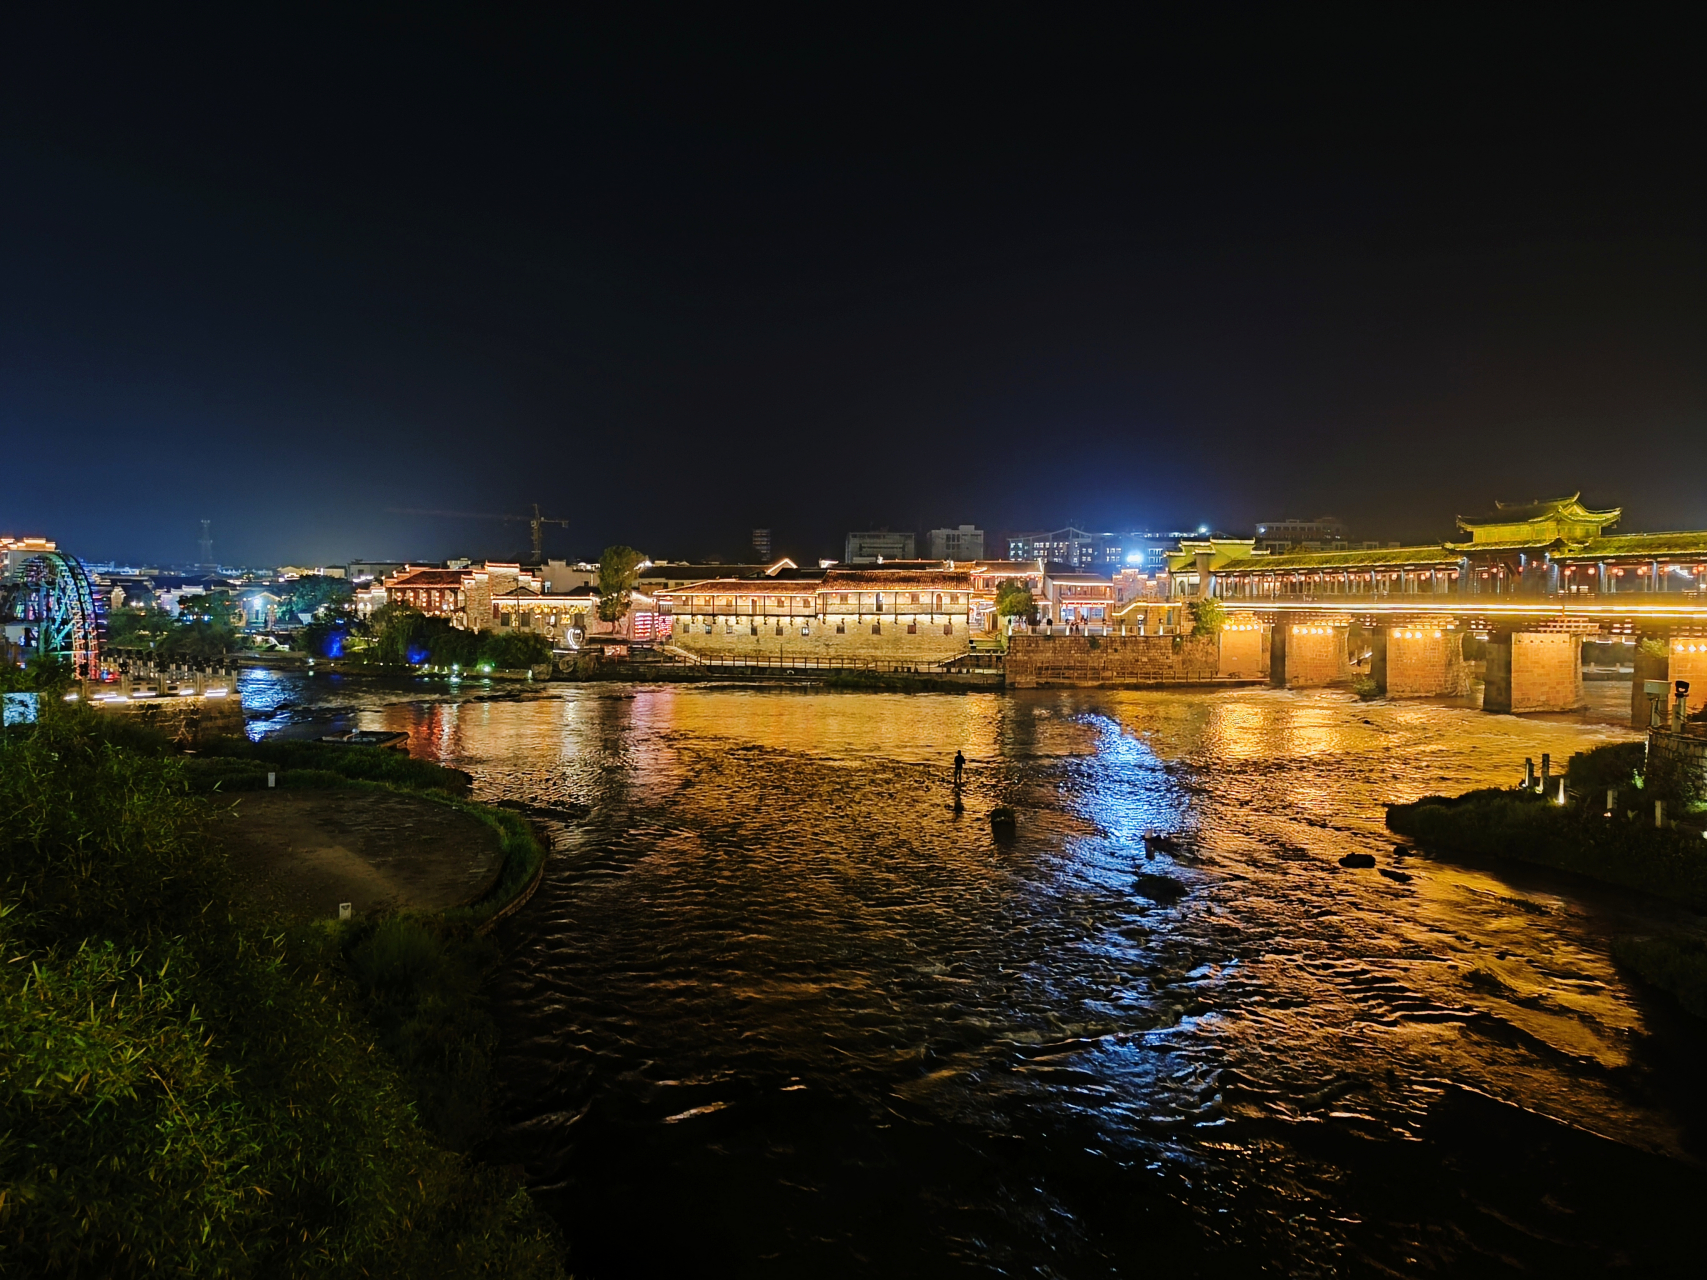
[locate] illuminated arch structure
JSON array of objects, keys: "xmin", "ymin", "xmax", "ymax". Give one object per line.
[{"xmin": 2, "ymin": 550, "xmax": 104, "ymax": 679}]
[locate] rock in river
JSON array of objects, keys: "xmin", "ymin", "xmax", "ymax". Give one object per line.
[{"xmin": 1339, "ymin": 853, "xmax": 1377, "ymax": 868}]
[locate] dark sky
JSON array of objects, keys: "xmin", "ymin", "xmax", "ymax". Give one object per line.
[{"xmin": 2, "ymin": 10, "xmax": 1701, "ymax": 566}]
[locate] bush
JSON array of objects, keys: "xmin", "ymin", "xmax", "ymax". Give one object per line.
[
  {"xmin": 0, "ymin": 704, "xmax": 563, "ymax": 1277},
  {"xmin": 1564, "ymin": 741, "xmax": 1648, "ymax": 808}
]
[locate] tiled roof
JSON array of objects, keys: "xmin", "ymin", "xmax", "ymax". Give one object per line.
[
  {"xmin": 1216, "ymin": 545, "xmax": 1461, "ymax": 573},
  {"xmin": 388, "ymin": 569, "xmax": 468, "ymax": 587},
  {"xmin": 1559, "ymin": 532, "xmax": 1707, "ymax": 560},
  {"xmin": 658, "ymin": 568, "xmax": 974, "ymax": 595}
]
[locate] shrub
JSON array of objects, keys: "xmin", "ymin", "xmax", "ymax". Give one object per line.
[{"xmin": 0, "ymin": 706, "xmax": 563, "ymax": 1277}]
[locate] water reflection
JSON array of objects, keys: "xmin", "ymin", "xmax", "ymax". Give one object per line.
[{"xmin": 251, "ymin": 673, "xmax": 1707, "ymax": 1275}]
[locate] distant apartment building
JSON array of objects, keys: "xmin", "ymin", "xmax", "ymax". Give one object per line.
[
  {"xmin": 751, "ymin": 529, "xmax": 772, "ymax": 559},
  {"xmin": 927, "ymin": 525, "xmax": 985, "ymax": 560},
  {"xmin": 845, "ymin": 530, "xmax": 915, "ymax": 563},
  {"xmin": 1006, "ymin": 527, "xmax": 1199, "ymax": 572},
  {"xmin": 346, "ymin": 560, "xmax": 406, "ymax": 583},
  {"xmin": 1252, "ymin": 515, "xmax": 1346, "ymax": 553}
]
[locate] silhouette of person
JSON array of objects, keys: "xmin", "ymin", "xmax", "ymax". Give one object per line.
[{"xmin": 953, "ymin": 750, "xmax": 965, "ymax": 785}]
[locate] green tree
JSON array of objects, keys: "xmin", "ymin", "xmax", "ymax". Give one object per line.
[
  {"xmin": 105, "ymin": 605, "xmax": 176, "ymax": 652},
  {"xmin": 595, "ymin": 545, "xmax": 644, "ymax": 625},
  {"xmin": 994, "ymin": 582, "xmax": 1035, "ymax": 620},
  {"xmin": 288, "ymin": 574, "xmax": 353, "ymax": 622},
  {"xmin": 1187, "ymin": 596, "xmax": 1226, "ymax": 636},
  {"xmin": 369, "ymin": 603, "xmax": 428, "ymax": 665},
  {"xmin": 480, "ymin": 631, "xmax": 552, "ymax": 669}
]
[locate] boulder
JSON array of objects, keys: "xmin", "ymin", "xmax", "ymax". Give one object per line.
[{"xmin": 1338, "ymin": 853, "xmax": 1376, "ymax": 868}]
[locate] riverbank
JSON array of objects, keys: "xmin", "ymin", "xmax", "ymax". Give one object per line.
[
  {"xmin": 0, "ymin": 690, "xmax": 565, "ymax": 1276},
  {"xmin": 1387, "ymin": 741, "xmax": 1707, "ymax": 1022}
]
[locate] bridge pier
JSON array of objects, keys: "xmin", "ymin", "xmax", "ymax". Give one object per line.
[
  {"xmin": 1630, "ymin": 638, "xmax": 1707, "ymax": 726},
  {"xmin": 1372, "ymin": 625, "xmax": 1470, "ymax": 698},
  {"xmin": 1269, "ymin": 622, "xmax": 1349, "ymax": 689},
  {"xmin": 1482, "ymin": 630, "xmax": 1583, "ymax": 714},
  {"xmin": 1217, "ymin": 619, "xmax": 1267, "ymax": 680}
]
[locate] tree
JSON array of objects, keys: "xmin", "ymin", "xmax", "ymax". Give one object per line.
[
  {"xmin": 368, "ymin": 603, "xmax": 427, "ymax": 666},
  {"xmin": 595, "ymin": 545, "xmax": 644, "ymax": 625},
  {"xmin": 105, "ymin": 605, "xmax": 176, "ymax": 651},
  {"xmin": 1187, "ymin": 596, "xmax": 1225, "ymax": 636},
  {"xmin": 288, "ymin": 574, "xmax": 353, "ymax": 622},
  {"xmin": 994, "ymin": 581, "xmax": 1035, "ymax": 620},
  {"xmin": 480, "ymin": 631, "xmax": 552, "ymax": 669}
]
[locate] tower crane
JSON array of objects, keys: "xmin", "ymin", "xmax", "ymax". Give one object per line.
[{"xmin": 389, "ymin": 503, "xmax": 573, "ymax": 562}]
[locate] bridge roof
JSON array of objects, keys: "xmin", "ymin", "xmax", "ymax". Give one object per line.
[
  {"xmin": 1215, "ymin": 544, "xmax": 1459, "ymax": 574},
  {"xmin": 1557, "ymin": 531, "xmax": 1707, "ymax": 561}
]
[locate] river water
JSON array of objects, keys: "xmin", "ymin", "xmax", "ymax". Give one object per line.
[{"xmin": 242, "ymin": 670, "xmax": 1707, "ymax": 1276}]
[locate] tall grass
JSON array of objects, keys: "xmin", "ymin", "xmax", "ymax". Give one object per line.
[{"xmin": 0, "ymin": 703, "xmax": 563, "ymax": 1277}]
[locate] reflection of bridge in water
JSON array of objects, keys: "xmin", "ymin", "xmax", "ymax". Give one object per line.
[{"xmin": 1168, "ymin": 495, "xmax": 1707, "ymax": 721}]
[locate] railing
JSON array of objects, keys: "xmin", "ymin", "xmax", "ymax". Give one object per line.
[{"xmin": 662, "ymin": 647, "xmax": 998, "ymax": 676}]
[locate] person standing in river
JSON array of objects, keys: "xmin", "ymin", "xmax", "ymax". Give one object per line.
[{"xmin": 953, "ymin": 750, "xmax": 965, "ymax": 785}]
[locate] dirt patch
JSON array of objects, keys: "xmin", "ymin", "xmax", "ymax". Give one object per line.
[{"xmin": 211, "ymin": 789, "xmax": 503, "ymax": 921}]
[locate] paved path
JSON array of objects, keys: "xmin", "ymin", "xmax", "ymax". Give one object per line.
[{"xmin": 212, "ymin": 790, "xmax": 503, "ymax": 921}]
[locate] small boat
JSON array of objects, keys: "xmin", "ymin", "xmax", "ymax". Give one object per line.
[{"xmin": 317, "ymin": 730, "xmax": 410, "ymax": 750}]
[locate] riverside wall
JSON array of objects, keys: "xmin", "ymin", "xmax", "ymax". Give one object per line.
[
  {"xmin": 1647, "ymin": 728, "xmax": 1707, "ymax": 806},
  {"xmin": 91, "ymin": 692, "xmax": 246, "ymax": 745},
  {"xmin": 1005, "ymin": 633, "xmax": 1223, "ymax": 688},
  {"xmin": 670, "ymin": 621, "xmax": 971, "ymax": 665}
]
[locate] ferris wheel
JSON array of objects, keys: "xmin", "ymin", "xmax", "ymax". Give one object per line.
[{"xmin": 2, "ymin": 552, "xmax": 104, "ymax": 679}]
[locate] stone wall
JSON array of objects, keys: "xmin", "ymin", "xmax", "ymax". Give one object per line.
[
  {"xmin": 672, "ymin": 619, "xmax": 970, "ymax": 665},
  {"xmin": 1484, "ymin": 631, "xmax": 1583, "ymax": 713},
  {"xmin": 1005, "ymin": 633, "xmax": 1220, "ymax": 688},
  {"xmin": 1647, "ymin": 728, "xmax": 1707, "ymax": 807}
]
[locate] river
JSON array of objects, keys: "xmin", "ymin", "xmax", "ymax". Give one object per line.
[{"xmin": 241, "ymin": 669, "xmax": 1707, "ymax": 1276}]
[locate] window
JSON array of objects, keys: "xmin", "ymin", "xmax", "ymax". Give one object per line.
[
  {"xmin": 871, "ymin": 622, "xmax": 882, "ymax": 635},
  {"xmin": 907, "ymin": 622, "xmax": 917, "ymax": 634},
  {"xmin": 750, "ymin": 624, "xmax": 759, "ymax": 635},
  {"xmin": 703, "ymin": 624, "xmax": 713, "ymax": 634},
  {"xmin": 838, "ymin": 593, "xmax": 850, "ymax": 603},
  {"xmin": 943, "ymin": 623, "xmax": 953, "ymax": 635},
  {"xmin": 775, "ymin": 624, "xmax": 784, "ymax": 636},
  {"xmin": 909, "ymin": 593, "xmax": 921, "ymax": 604},
  {"xmin": 836, "ymin": 622, "xmax": 846, "ymax": 633},
  {"xmin": 724, "ymin": 623, "xmax": 733, "ymax": 634},
  {"xmin": 801, "ymin": 626, "xmax": 810, "ymax": 636}
]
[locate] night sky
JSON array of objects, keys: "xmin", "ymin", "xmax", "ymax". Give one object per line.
[{"xmin": 3, "ymin": 11, "xmax": 1701, "ymax": 567}]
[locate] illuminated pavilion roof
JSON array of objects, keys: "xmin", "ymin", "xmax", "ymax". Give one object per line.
[{"xmin": 1454, "ymin": 493, "xmax": 1620, "ymax": 544}]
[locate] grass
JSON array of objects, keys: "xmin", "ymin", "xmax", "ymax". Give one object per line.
[
  {"xmin": 0, "ymin": 698, "xmax": 564, "ymax": 1277},
  {"xmin": 184, "ymin": 737, "xmax": 472, "ymax": 794}
]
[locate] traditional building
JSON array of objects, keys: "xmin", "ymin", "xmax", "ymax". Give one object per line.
[
  {"xmin": 1040, "ymin": 572, "xmax": 1116, "ymax": 627},
  {"xmin": 658, "ymin": 567, "xmax": 976, "ymax": 662}
]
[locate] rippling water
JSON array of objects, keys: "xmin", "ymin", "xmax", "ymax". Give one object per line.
[{"xmin": 244, "ymin": 670, "xmax": 1707, "ymax": 1276}]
